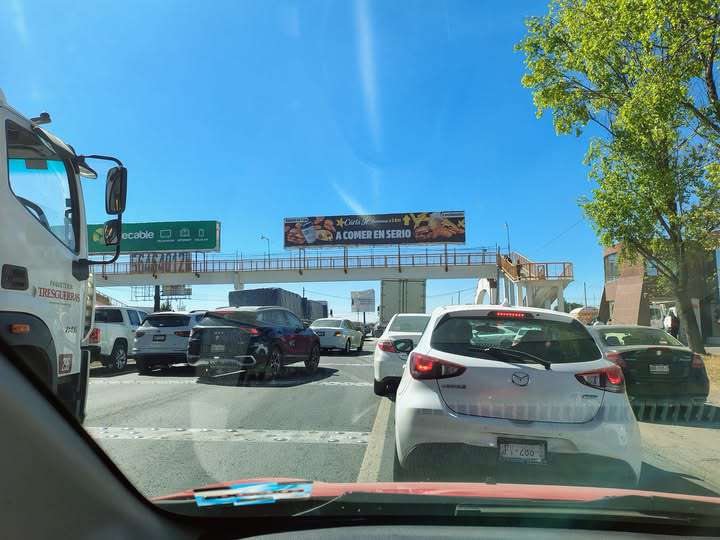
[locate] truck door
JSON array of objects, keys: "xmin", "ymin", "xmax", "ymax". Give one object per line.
[{"xmin": 0, "ymin": 117, "xmax": 85, "ymax": 391}]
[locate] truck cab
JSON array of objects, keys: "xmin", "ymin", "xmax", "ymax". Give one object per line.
[{"xmin": 0, "ymin": 89, "xmax": 127, "ymax": 422}]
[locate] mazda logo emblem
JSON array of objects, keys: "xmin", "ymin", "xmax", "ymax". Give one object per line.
[{"xmin": 511, "ymin": 372, "xmax": 530, "ymax": 386}]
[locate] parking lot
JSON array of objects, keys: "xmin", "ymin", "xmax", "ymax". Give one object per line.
[{"xmin": 86, "ymin": 339, "xmax": 720, "ymax": 499}]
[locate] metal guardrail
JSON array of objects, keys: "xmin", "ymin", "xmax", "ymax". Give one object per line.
[{"xmin": 95, "ymin": 250, "xmax": 499, "ymax": 276}]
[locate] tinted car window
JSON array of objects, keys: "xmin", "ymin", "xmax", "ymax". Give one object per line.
[
  {"xmin": 95, "ymin": 309, "xmax": 123, "ymax": 323},
  {"xmin": 141, "ymin": 315, "xmax": 191, "ymax": 328},
  {"xmin": 431, "ymin": 315, "xmax": 601, "ymax": 364},
  {"xmin": 311, "ymin": 319, "xmax": 341, "ymax": 328},
  {"xmin": 286, "ymin": 312, "xmax": 302, "ymax": 329},
  {"xmin": 272, "ymin": 310, "xmax": 290, "ymax": 326},
  {"xmin": 389, "ymin": 315, "xmax": 431, "ymax": 333},
  {"xmin": 127, "ymin": 310, "xmax": 141, "ymax": 326},
  {"xmin": 206, "ymin": 310, "xmax": 258, "ymax": 325},
  {"xmin": 597, "ymin": 327, "xmax": 683, "ymax": 347}
]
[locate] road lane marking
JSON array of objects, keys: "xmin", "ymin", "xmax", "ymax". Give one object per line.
[
  {"xmin": 86, "ymin": 426, "xmax": 369, "ymax": 445},
  {"xmin": 90, "ymin": 379, "xmax": 372, "ymax": 387},
  {"xmin": 356, "ymin": 397, "xmax": 391, "ymax": 482}
]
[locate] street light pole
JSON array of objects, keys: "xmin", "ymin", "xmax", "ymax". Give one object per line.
[
  {"xmin": 260, "ymin": 235, "xmax": 270, "ymax": 264},
  {"xmin": 504, "ymin": 222, "xmax": 511, "ymax": 259}
]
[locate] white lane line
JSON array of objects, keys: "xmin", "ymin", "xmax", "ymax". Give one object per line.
[
  {"xmin": 89, "ymin": 379, "xmax": 372, "ymax": 387},
  {"xmin": 86, "ymin": 426, "xmax": 369, "ymax": 445},
  {"xmin": 356, "ymin": 397, "xmax": 392, "ymax": 482},
  {"xmin": 321, "ymin": 363, "xmax": 372, "ymax": 367}
]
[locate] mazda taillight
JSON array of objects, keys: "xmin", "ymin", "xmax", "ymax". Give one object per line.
[
  {"xmin": 575, "ymin": 365, "xmax": 625, "ymax": 393},
  {"xmin": 88, "ymin": 327, "xmax": 100, "ymax": 344},
  {"xmin": 692, "ymin": 353, "xmax": 705, "ymax": 369},
  {"xmin": 409, "ymin": 352, "xmax": 465, "ymax": 380},
  {"xmin": 377, "ymin": 339, "xmax": 397, "ymax": 353},
  {"xmin": 605, "ymin": 351, "xmax": 626, "ymax": 368}
]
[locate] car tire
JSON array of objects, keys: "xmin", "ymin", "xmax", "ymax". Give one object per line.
[
  {"xmin": 136, "ymin": 358, "xmax": 150, "ymax": 374},
  {"xmin": 344, "ymin": 339, "xmax": 352, "ymax": 355},
  {"xmin": 373, "ymin": 379, "xmax": 386, "ymax": 396},
  {"xmin": 305, "ymin": 344, "xmax": 320, "ymax": 373},
  {"xmin": 393, "ymin": 444, "xmax": 412, "ymax": 481},
  {"xmin": 262, "ymin": 347, "xmax": 283, "ymax": 380},
  {"xmin": 110, "ymin": 341, "xmax": 128, "ymax": 371}
]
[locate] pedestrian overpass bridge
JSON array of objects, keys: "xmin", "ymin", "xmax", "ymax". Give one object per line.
[{"xmin": 93, "ymin": 250, "xmax": 573, "ymax": 310}]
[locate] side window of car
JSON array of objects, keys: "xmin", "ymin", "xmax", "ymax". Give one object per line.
[
  {"xmin": 273, "ymin": 310, "xmax": 291, "ymax": 327},
  {"xmin": 106, "ymin": 309, "xmax": 123, "ymax": 323},
  {"xmin": 127, "ymin": 310, "xmax": 140, "ymax": 327},
  {"xmin": 286, "ymin": 312, "xmax": 302, "ymax": 329}
]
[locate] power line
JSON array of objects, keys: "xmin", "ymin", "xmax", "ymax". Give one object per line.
[{"xmin": 535, "ymin": 217, "xmax": 585, "ymax": 251}]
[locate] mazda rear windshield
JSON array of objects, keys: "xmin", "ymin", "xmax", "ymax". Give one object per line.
[
  {"xmin": 597, "ymin": 327, "xmax": 683, "ymax": 347},
  {"xmin": 431, "ymin": 315, "xmax": 602, "ymax": 363},
  {"xmin": 389, "ymin": 315, "xmax": 431, "ymax": 333},
  {"xmin": 311, "ymin": 319, "xmax": 341, "ymax": 328},
  {"xmin": 141, "ymin": 315, "xmax": 190, "ymax": 328}
]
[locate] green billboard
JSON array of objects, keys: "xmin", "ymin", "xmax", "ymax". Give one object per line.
[{"xmin": 88, "ymin": 221, "xmax": 220, "ymax": 254}]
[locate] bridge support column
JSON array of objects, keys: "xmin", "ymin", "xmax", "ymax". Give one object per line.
[
  {"xmin": 556, "ymin": 284, "xmax": 565, "ymax": 312},
  {"xmin": 503, "ymin": 277, "xmax": 516, "ymax": 306},
  {"xmin": 233, "ymin": 274, "xmax": 244, "ymax": 291}
]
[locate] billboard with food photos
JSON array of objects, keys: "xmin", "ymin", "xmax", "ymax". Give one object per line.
[{"xmin": 283, "ymin": 211, "xmax": 465, "ymax": 248}]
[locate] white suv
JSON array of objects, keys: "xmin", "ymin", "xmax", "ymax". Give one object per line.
[
  {"xmin": 85, "ymin": 306, "xmax": 149, "ymax": 371},
  {"xmin": 133, "ymin": 311, "xmax": 206, "ymax": 373}
]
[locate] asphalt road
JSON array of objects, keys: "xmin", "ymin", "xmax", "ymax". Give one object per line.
[{"xmin": 85, "ymin": 339, "xmax": 720, "ymax": 499}]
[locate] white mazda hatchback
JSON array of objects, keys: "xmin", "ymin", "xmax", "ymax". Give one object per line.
[{"xmin": 394, "ymin": 305, "xmax": 642, "ymax": 487}]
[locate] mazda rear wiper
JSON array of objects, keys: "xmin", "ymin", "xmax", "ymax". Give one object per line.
[{"xmin": 469, "ymin": 346, "xmax": 551, "ymax": 370}]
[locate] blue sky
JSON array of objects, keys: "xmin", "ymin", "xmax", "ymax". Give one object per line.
[{"xmin": 2, "ymin": 0, "xmax": 607, "ymax": 318}]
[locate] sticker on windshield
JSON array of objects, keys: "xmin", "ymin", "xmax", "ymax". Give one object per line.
[{"xmin": 193, "ymin": 482, "xmax": 312, "ymax": 507}]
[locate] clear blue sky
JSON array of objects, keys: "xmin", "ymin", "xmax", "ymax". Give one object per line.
[{"xmin": 2, "ymin": 0, "xmax": 606, "ymax": 318}]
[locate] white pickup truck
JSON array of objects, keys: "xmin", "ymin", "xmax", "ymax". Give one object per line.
[{"xmin": 85, "ymin": 306, "xmax": 149, "ymax": 370}]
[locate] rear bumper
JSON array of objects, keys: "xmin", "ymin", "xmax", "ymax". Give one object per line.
[
  {"xmin": 626, "ymin": 378, "xmax": 709, "ymax": 402},
  {"xmin": 187, "ymin": 355, "xmax": 258, "ymax": 369},
  {"xmin": 395, "ymin": 379, "xmax": 642, "ymax": 482},
  {"xmin": 317, "ymin": 335, "xmax": 347, "ymax": 349},
  {"xmin": 374, "ymin": 349, "xmax": 405, "ymax": 381},
  {"xmin": 134, "ymin": 353, "xmax": 188, "ymax": 366}
]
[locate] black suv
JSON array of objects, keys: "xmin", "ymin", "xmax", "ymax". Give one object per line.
[{"xmin": 187, "ymin": 306, "xmax": 321, "ymax": 379}]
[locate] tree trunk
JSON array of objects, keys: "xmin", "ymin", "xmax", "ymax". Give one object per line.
[{"xmin": 674, "ymin": 289, "xmax": 706, "ymax": 354}]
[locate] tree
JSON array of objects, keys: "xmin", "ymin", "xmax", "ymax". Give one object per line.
[
  {"xmin": 516, "ymin": 0, "xmax": 720, "ymax": 353},
  {"xmin": 159, "ymin": 299, "xmax": 173, "ymax": 312}
]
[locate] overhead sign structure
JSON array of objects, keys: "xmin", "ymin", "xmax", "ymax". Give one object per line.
[
  {"xmin": 162, "ymin": 285, "xmax": 192, "ymax": 298},
  {"xmin": 351, "ymin": 289, "xmax": 376, "ymax": 313},
  {"xmin": 130, "ymin": 252, "xmax": 192, "ymax": 274},
  {"xmin": 88, "ymin": 221, "xmax": 220, "ymax": 254},
  {"xmin": 283, "ymin": 211, "xmax": 465, "ymax": 249}
]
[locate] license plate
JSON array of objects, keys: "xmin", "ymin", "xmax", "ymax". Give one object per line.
[
  {"xmin": 649, "ymin": 364, "xmax": 670, "ymax": 374},
  {"xmin": 152, "ymin": 335, "xmax": 165, "ymax": 342},
  {"xmin": 498, "ymin": 439, "xmax": 547, "ymax": 464},
  {"xmin": 316, "ymin": 331, "xmax": 325, "ymax": 336},
  {"xmin": 210, "ymin": 344, "xmax": 225, "ymax": 352}
]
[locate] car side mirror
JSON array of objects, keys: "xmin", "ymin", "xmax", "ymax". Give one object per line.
[
  {"xmin": 394, "ymin": 339, "xmax": 414, "ymax": 353},
  {"xmin": 103, "ymin": 218, "xmax": 121, "ymax": 246},
  {"xmin": 105, "ymin": 166, "xmax": 127, "ymax": 214}
]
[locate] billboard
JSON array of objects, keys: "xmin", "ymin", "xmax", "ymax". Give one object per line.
[
  {"xmin": 88, "ymin": 221, "xmax": 220, "ymax": 254},
  {"xmin": 351, "ymin": 289, "xmax": 376, "ymax": 313},
  {"xmin": 283, "ymin": 211, "xmax": 465, "ymax": 248}
]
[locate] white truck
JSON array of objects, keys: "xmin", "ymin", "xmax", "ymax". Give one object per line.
[
  {"xmin": 0, "ymin": 89, "xmax": 127, "ymax": 423},
  {"xmin": 85, "ymin": 306, "xmax": 149, "ymax": 371},
  {"xmin": 378, "ymin": 279, "xmax": 427, "ymax": 326}
]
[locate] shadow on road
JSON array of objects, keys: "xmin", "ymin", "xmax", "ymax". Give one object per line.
[
  {"xmin": 324, "ymin": 349, "xmax": 373, "ymax": 358},
  {"xmin": 638, "ymin": 462, "xmax": 720, "ymax": 497},
  {"xmin": 89, "ymin": 361, "xmax": 139, "ymax": 378},
  {"xmin": 633, "ymin": 401, "xmax": 720, "ymax": 429},
  {"xmin": 197, "ymin": 366, "xmax": 339, "ymax": 388}
]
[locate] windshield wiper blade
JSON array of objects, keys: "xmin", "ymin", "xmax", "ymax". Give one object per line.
[{"xmin": 469, "ymin": 346, "xmax": 551, "ymax": 370}]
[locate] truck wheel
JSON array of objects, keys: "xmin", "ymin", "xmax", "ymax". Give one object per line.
[
  {"xmin": 305, "ymin": 344, "xmax": 320, "ymax": 373},
  {"xmin": 110, "ymin": 341, "xmax": 128, "ymax": 371},
  {"xmin": 344, "ymin": 339, "xmax": 352, "ymax": 355}
]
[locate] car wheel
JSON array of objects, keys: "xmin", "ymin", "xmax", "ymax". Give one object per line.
[
  {"xmin": 263, "ymin": 347, "xmax": 283, "ymax": 380},
  {"xmin": 305, "ymin": 344, "xmax": 320, "ymax": 373},
  {"xmin": 344, "ymin": 339, "xmax": 352, "ymax": 355},
  {"xmin": 110, "ymin": 341, "xmax": 128, "ymax": 371},
  {"xmin": 356, "ymin": 336, "xmax": 364, "ymax": 352},
  {"xmin": 136, "ymin": 357, "xmax": 151, "ymax": 374},
  {"xmin": 393, "ymin": 444, "xmax": 412, "ymax": 481},
  {"xmin": 373, "ymin": 379, "xmax": 386, "ymax": 396}
]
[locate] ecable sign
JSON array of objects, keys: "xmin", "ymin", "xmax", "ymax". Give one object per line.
[{"xmin": 283, "ymin": 211, "xmax": 465, "ymax": 248}]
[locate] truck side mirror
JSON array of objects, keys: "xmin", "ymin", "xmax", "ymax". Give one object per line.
[
  {"xmin": 104, "ymin": 218, "xmax": 121, "ymax": 246},
  {"xmin": 106, "ymin": 166, "xmax": 127, "ymax": 215}
]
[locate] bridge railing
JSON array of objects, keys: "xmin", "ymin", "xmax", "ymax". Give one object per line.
[
  {"xmin": 498, "ymin": 252, "xmax": 573, "ymax": 281},
  {"xmin": 95, "ymin": 250, "xmax": 499, "ymax": 275}
]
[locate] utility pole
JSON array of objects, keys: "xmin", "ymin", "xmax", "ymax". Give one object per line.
[
  {"xmin": 153, "ymin": 285, "xmax": 160, "ymax": 312},
  {"xmin": 584, "ymin": 282, "xmax": 588, "ymax": 306},
  {"xmin": 504, "ymin": 222, "xmax": 512, "ymax": 258},
  {"xmin": 457, "ymin": 291, "xmax": 461, "ymax": 305},
  {"xmin": 260, "ymin": 234, "xmax": 270, "ymax": 264},
  {"xmin": 302, "ymin": 287, "xmax": 305, "ymax": 299}
]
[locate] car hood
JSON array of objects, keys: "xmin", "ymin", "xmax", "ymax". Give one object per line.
[{"xmin": 154, "ymin": 477, "xmax": 720, "ymax": 505}]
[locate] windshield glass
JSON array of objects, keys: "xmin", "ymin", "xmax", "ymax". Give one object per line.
[
  {"xmin": 432, "ymin": 315, "xmax": 602, "ymax": 363},
  {"xmin": 311, "ymin": 319, "xmax": 342, "ymax": 328},
  {"xmin": 9, "ymin": 0, "xmax": 720, "ymax": 528},
  {"xmin": 597, "ymin": 327, "xmax": 684, "ymax": 347},
  {"xmin": 388, "ymin": 315, "xmax": 431, "ymax": 333},
  {"xmin": 141, "ymin": 315, "xmax": 190, "ymax": 328}
]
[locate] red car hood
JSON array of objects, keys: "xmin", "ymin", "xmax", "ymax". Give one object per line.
[{"xmin": 154, "ymin": 477, "xmax": 720, "ymax": 505}]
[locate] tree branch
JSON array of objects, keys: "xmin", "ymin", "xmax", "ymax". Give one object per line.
[{"xmin": 628, "ymin": 240, "xmax": 678, "ymax": 283}]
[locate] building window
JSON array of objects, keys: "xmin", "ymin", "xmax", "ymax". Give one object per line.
[{"xmin": 604, "ymin": 253, "xmax": 619, "ymax": 282}]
